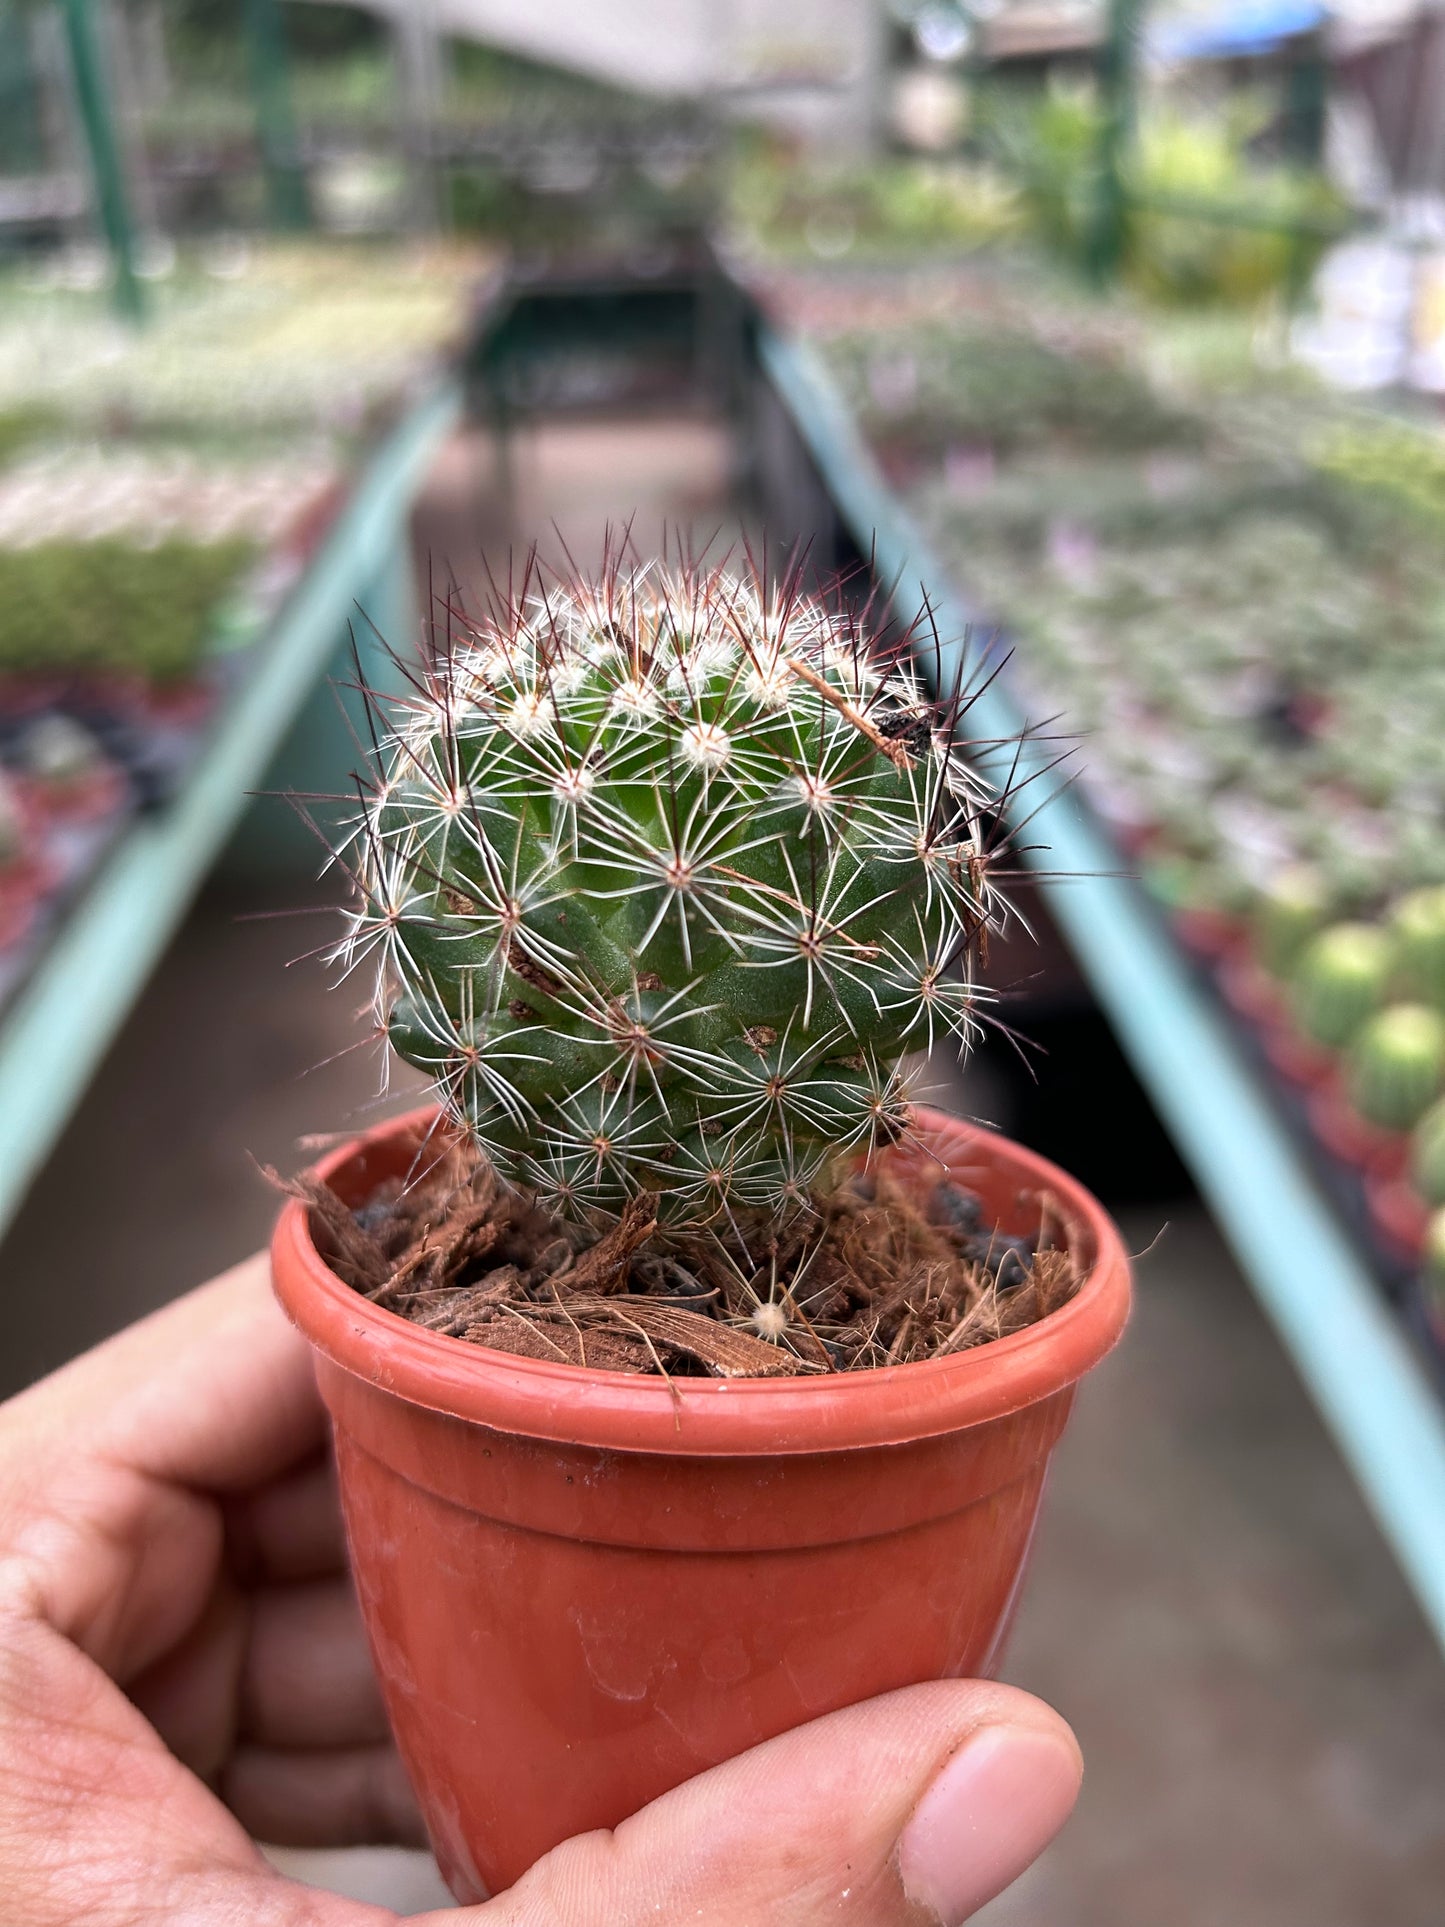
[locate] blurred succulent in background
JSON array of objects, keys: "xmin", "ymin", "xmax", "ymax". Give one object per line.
[
  {"xmin": 1392, "ymin": 887, "xmax": 1445, "ymax": 1011},
  {"xmin": 1252, "ymin": 865, "xmax": 1330, "ymax": 981},
  {"xmin": 1422, "ymin": 1209, "xmax": 1445, "ymax": 1321},
  {"xmin": 1412, "ymin": 1098, "xmax": 1445, "ymax": 1209},
  {"xmin": 1346, "ymin": 1005, "xmax": 1445, "ymax": 1134},
  {"xmin": 1291, "ymin": 923, "xmax": 1394, "ymax": 1051}
]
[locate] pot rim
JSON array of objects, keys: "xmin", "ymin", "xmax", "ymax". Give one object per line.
[{"xmin": 271, "ymin": 1104, "xmax": 1131, "ymax": 1456}]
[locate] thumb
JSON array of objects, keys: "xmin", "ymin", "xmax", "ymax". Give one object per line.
[{"xmin": 428, "ymin": 1680, "xmax": 1080, "ymax": 1927}]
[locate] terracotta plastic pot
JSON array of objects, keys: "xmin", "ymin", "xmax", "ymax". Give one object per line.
[
  {"xmin": 18, "ymin": 764, "xmax": 128, "ymax": 829},
  {"xmin": 1261, "ymin": 1021, "xmax": 1339, "ymax": 1095},
  {"xmin": 1172, "ymin": 905, "xmax": 1248, "ymax": 965},
  {"xmin": 1216, "ymin": 956, "xmax": 1288, "ymax": 1032},
  {"xmin": 1365, "ymin": 1174, "xmax": 1430, "ymax": 1266},
  {"xmin": 271, "ymin": 1105, "xmax": 1131, "ymax": 1903},
  {"xmin": 0, "ymin": 854, "xmax": 50, "ymax": 953},
  {"xmin": 1307, "ymin": 1087, "xmax": 1409, "ymax": 1181}
]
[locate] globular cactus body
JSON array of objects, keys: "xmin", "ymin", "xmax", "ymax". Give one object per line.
[
  {"xmin": 1411, "ymin": 1096, "xmax": 1445, "ymax": 1207},
  {"xmin": 1423, "ymin": 1207, "xmax": 1445, "ymax": 1318},
  {"xmin": 1346, "ymin": 1004, "xmax": 1445, "ymax": 1133},
  {"xmin": 1291, "ymin": 922, "xmax": 1393, "ymax": 1051},
  {"xmin": 343, "ymin": 564, "xmax": 1002, "ymax": 1228},
  {"xmin": 1252, "ymin": 864, "xmax": 1328, "ymax": 981},
  {"xmin": 1392, "ymin": 885, "xmax": 1445, "ymax": 1010}
]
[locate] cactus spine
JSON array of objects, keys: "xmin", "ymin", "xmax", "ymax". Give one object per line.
[{"xmin": 341, "ymin": 561, "xmax": 1006, "ymax": 1230}]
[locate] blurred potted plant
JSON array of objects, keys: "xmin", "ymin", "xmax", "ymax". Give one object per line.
[
  {"xmin": 1269, "ymin": 920, "xmax": 1392, "ymax": 1093},
  {"xmin": 1369, "ymin": 1092, "xmax": 1445, "ymax": 1266},
  {"xmin": 1316, "ymin": 1002, "xmax": 1445, "ymax": 1177},
  {"xmin": 270, "ymin": 560, "xmax": 1130, "ymax": 1900}
]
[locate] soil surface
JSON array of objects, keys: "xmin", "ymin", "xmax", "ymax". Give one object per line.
[{"xmin": 288, "ymin": 1124, "xmax": 1083, "ymax": 1379}]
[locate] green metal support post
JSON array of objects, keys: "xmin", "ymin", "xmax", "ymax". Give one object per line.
[
  {"xmin": 1087, "ymin": 0, "xmax": 1143, "ymax": 285},
  {"xmin": 244, "ymin": 0, "xmax": 311, "ymax": 232},
  {"xmin": 59, "ymin": 0, "xmax": 143, "ymax": 321}
]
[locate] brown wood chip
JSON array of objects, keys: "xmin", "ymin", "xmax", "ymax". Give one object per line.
[
  {"xmin": 283, "ymin": 1131, "xmax": 1085, "ymax": 1381},
  {"xmin": 555, "ymin": 1194, "xmax": 658, "ymax": 1295},
  {"xmin": 264, "ymin": 1168, "xmax": 391, "ymax": 1294},
  {"xmin": 557, "ymin": 1296, "xmax": 805, "ymax": 1377}
]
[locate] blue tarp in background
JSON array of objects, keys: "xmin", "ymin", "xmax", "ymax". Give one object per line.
[{"xmin": 1152, "ymin": 0, "xmax": 1326, "ymax": 60}]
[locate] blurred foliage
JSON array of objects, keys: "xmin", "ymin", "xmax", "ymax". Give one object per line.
[
  {"xmin": 981, "ymin": 82, "xmax": 1345, "ymax": 307},
  {"xmin": 0, "ymin": 405, "xmax": 59, "ymax": 468},
  {"xmin": 824, "ymin": 316, "xmax": 1199, "ymax": 455},
  {"xmin": 1313, "ymin": 420, "xmax": 1445, "ymax": 532},
  {"xmin": 726, "ymin": 149, "xmax": 1023, "ymax": 262},
  {"xmin": 145, "ymin": 1, "xmax": 396, "ymax": 147},
  {"xmin": 0, "ymin": 538, "xmax": 252, "ymax": 682},
  {"xmin": 1127, "ymin": 104, "xmax": 1345, "ymax": 307},
  {"xmin": 144, "ymin": 7, "xmax": 706, "ymax": 158},
  {"xmin": 980, "ymin": 84, "xmax": 1100, "ymax": 266},
  {"xmin": 448, "ymin": 153, "xmax": 714, "ymax": 253},
  {"xmin": 442, "ymin": 37, "xmax": 668, "ymax": 131}
]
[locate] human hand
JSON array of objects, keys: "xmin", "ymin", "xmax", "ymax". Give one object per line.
[{"xmin": 0, "ymin": 1254, "xmax": 1081, "ymax": 1925}]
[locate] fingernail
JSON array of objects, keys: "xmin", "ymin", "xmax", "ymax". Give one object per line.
[{"xmin": 898, "ymin": 1723, "xmax": 1082, "ymax": 1925}]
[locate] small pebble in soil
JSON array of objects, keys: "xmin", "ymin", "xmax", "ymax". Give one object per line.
[
  {"xmin": 961, "ymin": 1231, "xmax": 1036, "ymax": 1291},
  {"xmin": 933, "ymin": 1180, "xmax": 984, "ymax": 1235}
]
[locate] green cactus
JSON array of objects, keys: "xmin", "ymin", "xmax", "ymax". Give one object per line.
[
  {"xmin": 343, "ymin": 562, "xmax": 1007, "ymax": 1229},
  {"xmin": 1346, "ymin": 1004, "xmax": 1445, "ymax": 1133},
  {"xmin": 1391, "ymin": 886, "xmax": 1445, "ymax": 1010},
  {"xmin": 1422, "ymin": 1207, "xmax": 1445, "ymax": 1317},
  {"xmin": 1411, "ymin": 1097, "xmax": 1445, "ymax": 1208},
  {"xmin": 1291, "ymin": 922, "xmax": 1394, "ymax": 1051},
  {"xmin": 1252, "ymin": 864, "xmax": 1329, "ymax": 980}
]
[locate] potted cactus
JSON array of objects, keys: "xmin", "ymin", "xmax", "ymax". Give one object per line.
[
  {"xmin": 1318, "ymin": 1002, "xmax": 1445, "ymax": 1178},
  {"xmin": 1218, "ymin": 863, "xmax": 1329, "ymax": 1036},
  {"xmin": 1367, "ymin": 1089, "xmax": 1445, "ymax": 1266},
  {"xmin": 1392, "ymin": 885, "xmax": 1445, "ymax": 1010},
  {"xmin": 1275, "ymin": 920, "xmax": 1393, "ymax": 1093},
  {"xmin": 1412, "ymin": 1097, "xmax": 1445, "ymax": 1210},
  {"xmin": 1346, "ymin": 1006, "xmax": 1445, "ymax": 1138},
  {"xmin": 1253, "ymin": 864, "xmax": 1330, "ymax": 980},
  {"xmin": 270, "ymin": 560, "xmax": 1130, "ymax": 1902}
]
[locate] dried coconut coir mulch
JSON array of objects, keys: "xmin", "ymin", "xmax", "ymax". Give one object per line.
[{"xmin": 282, "ymin": 1135, "xmax": 1084, "ymax": 1380}]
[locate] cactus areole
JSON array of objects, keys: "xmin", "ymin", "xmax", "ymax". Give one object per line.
[{"xmin": 342, "ymin": 561, "xmax": 1006, "ymax": 1233}]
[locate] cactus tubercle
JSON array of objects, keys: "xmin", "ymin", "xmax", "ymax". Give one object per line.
[{"xmin": 337, "ymin": 559, "xmax": 1015, "ymax": 1231}]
